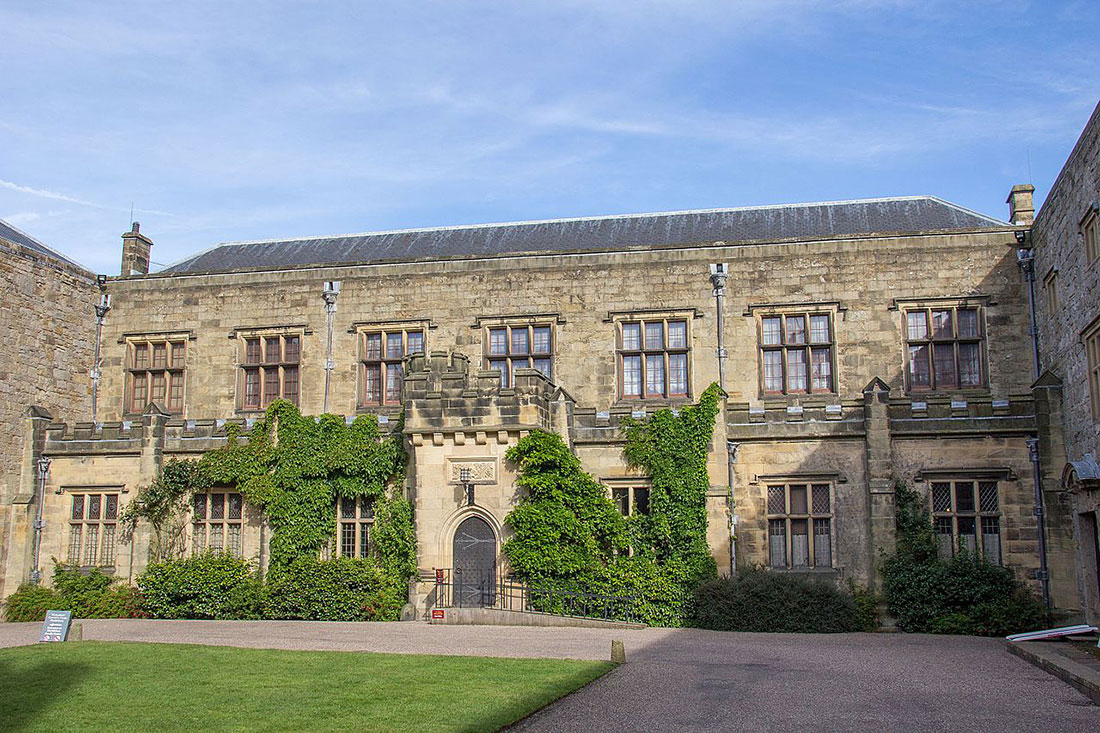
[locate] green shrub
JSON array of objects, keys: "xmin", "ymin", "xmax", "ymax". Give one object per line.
[
  {"xmin": 882, "ymin": 483, "xmax": 1048, "ymax": 636},
  {"xmin": 138, "ymin": 553, "xmax": 262, "ymax": 619},
  {"xmin": 847, "ymin": 580, "xmax": 882, "ymax": 632},
  {"xmin": 690, "ymin": 567, "xmax": 864, "ymax": 633},
  {"xmin": 2, "ymin": 585, "xmax": 64, "ymax": 622},
  {"xmin": 264, "ymin": 557, "xmax": 402, "ymax": 621}
]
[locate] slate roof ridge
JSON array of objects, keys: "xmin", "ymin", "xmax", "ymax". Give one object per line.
[
  {"xmin": 0, "ymin": 218, "xmax": 94, "ymax": 274},
  {"xmin": 207, "ymin": 195, "xmax": 1004, "ymax": 249}
]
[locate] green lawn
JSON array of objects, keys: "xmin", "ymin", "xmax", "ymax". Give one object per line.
[{"xmin": 0, "ymin": 642, "xmax": 613, "ymax": 732}]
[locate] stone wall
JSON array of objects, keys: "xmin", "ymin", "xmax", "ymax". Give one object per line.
[{"xmin": 0, "ymin": 240, "xmax": 97, "ymax": 597}]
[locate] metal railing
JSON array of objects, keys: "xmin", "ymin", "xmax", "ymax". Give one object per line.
[{"xmin": 432, "ymin": 568, "xmax": 644, "ymax": 624}]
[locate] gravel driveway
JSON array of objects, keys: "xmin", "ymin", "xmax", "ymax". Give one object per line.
[{"xmin": 2, "ymin": 620, "xmax": 1095, "ymax": 731}]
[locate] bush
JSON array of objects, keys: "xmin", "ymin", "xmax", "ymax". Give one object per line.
[
  {"xmin": 690, "ymin": 567, "xmax": 864, "ymax": 633},
  {"xmin": 138, "ymin": 553, "xmax": 262, "ymax": 619},
  {"xmin": 3, "ymin": 585, "xmax": 63, "ymax": 622},
  {"xmin": 264, "ymin": 557, "xmax": 402, "ymax": 621}
]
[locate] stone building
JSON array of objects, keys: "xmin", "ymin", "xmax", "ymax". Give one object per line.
[
  {"xmin": 1030, "ymin": 99, "xmax": 1100, "ymax": 622},
  {"xmin": 1, "ymin": 187, "xmax": 1080, "ymax": 616},
  {"xmin": 0, "ymin": 219, "xmax": 98, "ymax": 599}
]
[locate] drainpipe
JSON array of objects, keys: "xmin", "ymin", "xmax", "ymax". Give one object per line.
[
  {"xmin": 1016, "ymin": 233, "xmax": 1051, "ymax": 608},
  {"xmin": 727, "ymin": 442, "xmax": 739, "ymax": 575},
  {"xmin": 30, "ymin": 456, "xmax": 51, "ymax": 584},
  {"xmin": 321, "ymin": 281, "xmax": 341, "ymax": 413},
  {"xmin": 709, "ymin": 263, "xmax": 729, "ymax": 391},
  {"xmin": 91, "ymin": 292, "xmax": 111, "ymax": 422}
]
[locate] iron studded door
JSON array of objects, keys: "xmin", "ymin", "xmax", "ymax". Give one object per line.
[{"xmin": 453, "ymin": 516, "xmax": 496, "ymax": 607}]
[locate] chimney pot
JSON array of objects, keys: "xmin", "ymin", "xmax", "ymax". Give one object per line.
[
  {"xmin": 131, "ymin": 222, "xmax": 140, "ymax": 233},
  {"xmin": 1006, "ymin": 184, "xmax": 1035, "ymax": 226}
]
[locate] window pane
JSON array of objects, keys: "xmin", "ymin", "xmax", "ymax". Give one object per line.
[
  {"xmin": 168, "ymin": 372, "xmax": 184, "ymax": 411},
  {"xmin": 810, "ymin": 348, "xmax": 832, "ymax": 391},
  {"xmin": 931, "ymin": 310, "xmax": 952, "ymax": 338},
  {"xmin": 954, "ymin": 482, "xmax": 975, "ymax": 512},
  {"xmin": 170, "ymin": 342, "xmax": 186, "ymax": 368},
  {"xmin": 359, "ymin": 524, "xmax": 370, "ymax": 558},
  {"xmin": 811, "ymin": 484, "xmax": 830, "ymax": 514},
  {"xmin": 209, "ymin": 525, "xmax": 223, "ymax": 552},
  {"xmin": 84, "ymin": 525, "xmax": 99, "ymax": 565},
  {"xmin": 789, "ymin": 485, "xmax": 808, "ymax": 514},
  {"xmin": 978, "ymin": 482, "xmax": 999, "ymax": 512},
  {"xmin": 386, "ymin": 333, "xmax": 403, "ymax": 359},
  {"xmin": 193, "ymin": 493, "xmax": 206, "ymax": 520},
  {"xmin": 633, "ymin": 488, "xmax": 650, "ymax": 515},
  {"xmin": 931, "ymin": 483, "xmax": 951, "ymax": 513},
  {"xmin": 935, "ymin": 516, "xmax": 954, "ymax": 558},
  {"xmin": 245, "ymin": 338, "xmax": 261, "ymax": 364},
  {"xmin": 283, "ymin": 366, "xmax": 299, "ymax": 405},
  {"xmin": 786, "ymin": 349, "xmax": 808, "ymax": 391},
  {"xmin": 264, "ymin": 337, "xmax": 280, "ymax": 363},
  {"xmin": 645, "ymin": 354, "xmax": 665, "ymax": 397},
  {"xmin": 622, "ymin": 323, "xmax": 641, "ymax": 350},
  {"xmin": 131, "ymin": 375, "xmax": 148, "ymax": 412},
  {"xmin": 133, "ymin": 343, "xmax": 149, "ymax": 369},
  {"xmin": 957, "ymin": 309, "xmax": 979, "ymax": 339},
  {"xmin": 809, "ymin": 315, "xmax": 830, "ymax": 343},
  {"xmin": 981, "ymin": 517, "xmax": 1001, "ymax": 565},
  {"xmin": 228, "ymin": 493, "xmax": 243, "ymax": 520},
  {"xmin": 406, "ymin": 331, "xmax": 424, "ymax": 354},
  {"xmin": 906, "ymin": 311, "xmax": 928, "ymax": 341},
  {"xmin": 283, "ymin": 336, "xmax": 300, "ymax": 363},
  {"xmin": 532, "ymin": 326, "xmax": 551, "ymax": 354},
  {"xmin": 68, "ymin": 525, "xmax": 82, "ymax": 564},
  {"xmin": 791, "ymin": 519, "xmax": 809, "ymax": 567},
  {"xmin": 668, "ymin": 353, "xmax": 688, "ymax": 396},
  {"xmin": 88, "ymin": 495, "xmax": 102, "ymax": 520},
  {"xmin": 363, "ymin": 364, "xmax": 381, "ymax": 404},
  {"xmin": 105, "ymin": 494, "xmax": 118, "ymax": 520},
  {"xmin": 813, "ymin": 519, "xmax": 831, "ymax": 568},
  {"xmin": 763, "ymin": 350, "xmax": 784, "ymax": 392},
  {"xmin": 152, "ymin": 343, "xmax": 167, "ymax": 368},
  {"xmin": 623, "ymin": 355, "xmax": 642, "ymax": 397},
  {"xmin": 245, "ymin": 368, "xmax": 260, "ymax": 407},
  {"xmin": 933, "ymin": 344, "xmax": 957, "ymax": 388},
  {"xmin": 72, "ymin": 494, "xmax": 85, "ymax": 521},
  {"xmin": 958, "ymin": 516, "xmax": 977, "ymax": 554},
  {"xmin": 489, "ymin": 329, "xmax": 507, "ymax": 356},
  {"xmin": 360, "ymin": 498, "xmax": 375, "ymax": 519},
  {"xmin": 785, "ymin": 315, "xmax": 806, "ymax": 345},
  {"xmin": 489, "ymin": 359, "xmax": 509, "ymax": 388},
  {"xmin": 510, "ymin": 328, "xmax": 529, "ymax": 355},
  {"xmin": 192, "ymin": 524, "xmax": 206, "ymax": 555},
  {"xmin": 385, "ymin": 364, "xmax": 402, "ymax": 402},
  {"xmin": 762, "ymin": 317, "xmax": 782, "ymax": 346},
  {"xmin": 644, "ymin": 322, "xmax": 664, "ymax": 350},
  {"xmin": 769, "ymin": 519, "xmax": 787, "ymax": 568},
  {"xmin": 909, "ymin": 345, "xmax": 930, "ymax": 388},
  {"xmin": 767, "ymin": 486, "xmax": 786, "ymax": 514},
  {"xmin": 151, "ymin": 373, "xmax": 166, "ymax": 403},
  {"xmin": 210, "ymin": 494, "xmax": 225, "ymax": 520},
  {"xmin": 341, "ymin": 523, "xmax": 355, "ymax": 557},
  {"xmin": 263, "ymin": 368, "xmax": 279, "ymax": 405},
  {"xmin": 958, "ymin": 343, "xmax": 981, "ymax": 387},
  {"xmin": 612, "ymin": 487, "xmax": 629, "ymax": 516},
  {"xmin": 533, "ymin": 358, "xmax": 551, "ymax": 378},
  {"xmin": 102, "ymin": 525, "xmax": 117, "ymax": 566},
  {"xmin": 667, "ymin": 321, "xmax": 687, "ymax": 349},
  {"xmin": 227, "ymin": 524, "xmax": 241, "ymax": 557},
  {"xmin": 340, "ymin": 497, "xmax": 356, "ymax": 519},
  {"xmin": 365, "ymin": 333, "xmax": 382, "ymax": 360}
]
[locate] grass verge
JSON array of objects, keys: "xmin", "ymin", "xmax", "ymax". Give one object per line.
[{"xmin": 0, "ymin": 641, "xmax": 613, "ymax": 732}]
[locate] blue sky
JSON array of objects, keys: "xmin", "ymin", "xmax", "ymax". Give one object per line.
[{"xmin": 1, "ymin": 1, "xmax": 1097, "ymax": 274}]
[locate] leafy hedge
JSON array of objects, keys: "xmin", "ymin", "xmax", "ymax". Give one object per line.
[
  {"xmin": 2, "ymin": 565, "xmax": 144, "ymax": 622},
  {"xmin": 882, "ymin": 483, "xmax": 1048, "ymax": 636},
  {"xmin": 691, "ymin": 567, "xmax": 866, "ymax": 633},
  {"xmin": 138, "ymin": 553, "xmax": 263, "ymax": 620},
  {"xmin": 264, "ymin": 556, "xmax": 402, "ymax": 621}
]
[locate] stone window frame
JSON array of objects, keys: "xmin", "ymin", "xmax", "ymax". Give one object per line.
[
  {"xmin": 124, "ymin": 332, "xmax": 190, "ymax": 415},
  {"xmin": 235, "ymin": 328, "xmax": 303, "ymax": 411},
  {"xmin": 483, "ymin": 321, "xmax": 555, "ymax": 388},
  {"xmin": 929, "ymin": 478, "xmax": 1002, "ymax": 565},
  {"xmin": 355, "ymin": 321, "xmax": 428, "ymax": 408},
  {"xmin": 67, "ymin": 490, "xmax": 121, "ymax": 568},
  {"xmin": 751, "ymin": 304, "xmax": 839, "ymax": 397},
  {"xmin": 1085, "ymin": 318, "xmax": 1100, "ymax": 421},
  {"xmin": 335, "ymin": 496, "xmax": 375, "ymax": 559},
  {"xmin": 192, "ymin": 491, "xmax": 244, "ymax": 557},
  {"xmin": 610, "ymin": 308, "xmax": 695, "ymax": 402},
  {"xmin": 765, "ymin": 481, "xmax": 834, "ymax": 570},
  {"xmin": 897, "ymin": 298, "xmax": 989, "ymax": 394},
  {"xmin": 1043, "ymin": 267, "xmax": 1059, "ymax": 316},
  {"xmin": 604, "ymin": 478, "xmax": 651, "ymax": 518},
  {"xmin": 1083, "ymin": 206, "xmax": 1099, "ymax": 267}
]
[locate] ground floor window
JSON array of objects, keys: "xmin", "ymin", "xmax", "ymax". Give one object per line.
[
  {"xmin": 610, "ymin": 485, "xmax": 650, "ymax": 517},
  {"xmin": 766, "ymin": 483, "xmax": 832, "ymax": 569},
  {"xmin": 931, "ymin": 480, "xmax": 1001, "ymax": 564},
  {"xmin": 337, "ymin": 497, "xmax": 375, "ymax": 558},
  {"xmin": 193, "ymin": 492, "xmax": 244, "ymax": 556},
  {"xmin": 68, "ymin": 492, "xmax": 119, "ymax": 566}
]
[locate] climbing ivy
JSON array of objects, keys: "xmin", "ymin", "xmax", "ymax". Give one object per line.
[
  {"xmin": 122, "ymin": 459, "xmax": 211, "ymax": 561},
  {"xmin": 201, "ymin": 400, "xmax": 409, "ymax": 575}
]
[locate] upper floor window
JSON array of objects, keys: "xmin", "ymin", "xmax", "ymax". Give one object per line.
[
  {"xmin": 931, "ymin": 480, "xmax": 1001, "ymax": 564},
  {"xmin": 1043, "ymin": 269, "xmax": 1059, "ymax": 315},
  {"xmin": 1085, "ymin": 208, "xmax": 1098, "ymax": 265},
  {"xmin": 766, "ymin": 482, "xmax": 832, "ymax": 569},
  {"xmin": 486, "ymin": 324, "xmax": 553, "ymax": 387},
  {"xmin": 759, "ymin": 313, "xmax": 835, "ymax": 395},
  {"xmin": 337, "ymin": 496, "xmax": 375, "ymax": 558},
  {"xmin": 904, "ymin": 306, "xmax": 984, "ymax": 391},
  {"xmin": 610, "ymin": 484, "xmax": 650, "ymax": 517},
  {"xmin": 68, "ymin": 492, "xmax": 119, "ymax": 567},
  {"xmin": 360, "ymin": 328, "xmax": 424, "ymax": 406},
  {"xmin": 192, "ymin": 492, "xmax": 244, "ymax": 556},
  {"xmin": 241, "ymin": 334, "xmax": 300, "ymax": 409},
  {"xmin": 618, "ymin": 318, "xmax": 690, "ymax": 399},
  {"xmin": 129, "ymin": 338, "xmax": 186, "ymax": 413},
  {"xmin": 1086, "ymin": 322, "xmax": 1100, "ymax": 421}
]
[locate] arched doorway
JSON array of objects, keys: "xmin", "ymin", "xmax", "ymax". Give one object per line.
[{"xmin": 452, "ymin": 516, "xmax": 496, "ymax": 607}]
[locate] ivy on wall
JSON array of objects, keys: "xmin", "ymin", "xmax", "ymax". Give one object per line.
[
  {"xmin": 502, "ymin": 382, "xmax": 722, "ymax": 625},
  {"xmin": 122, "ymin": 459, "xmax": 211, "ymax": 562}
]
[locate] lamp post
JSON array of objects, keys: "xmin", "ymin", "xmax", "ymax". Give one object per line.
[
  {"xmin": 91, "ymin": 293, "xmax": 111, "ymax": 423},
  {"xmin": 460, "ymin": 467, "xmax": 474, "ymax": 507},
  {"xmin": 709, "ymin": 263, "xmax": 729, "ymax": 391},
  {"xmin": 30, "ymin": 456, "xmax": 51, "ymax": 584},
  {"xmin": 321, "ymin": 281, "xmax": 341, "ymax": 413}
]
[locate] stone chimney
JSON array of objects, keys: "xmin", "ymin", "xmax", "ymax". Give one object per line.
[
  {"xmin": 120, "ymin": 222, "xmax": 154, "ymax": 276},
  {"xmin": 1006, "ymin": 184, "xmax": 1035, "ymax": 226}
]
